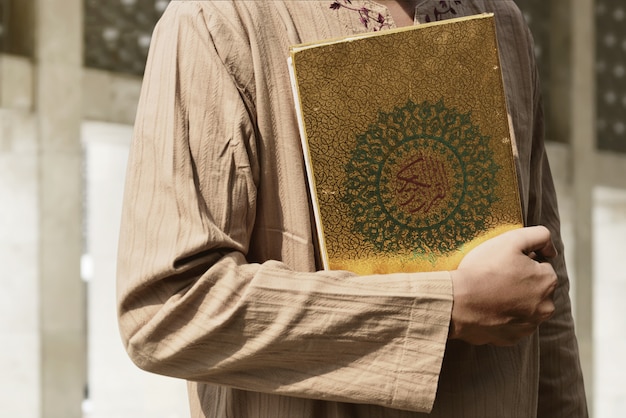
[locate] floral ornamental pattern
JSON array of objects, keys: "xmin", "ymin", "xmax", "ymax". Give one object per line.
[
  {"xmin": 343, "ymin": 100, "xmax": 500, "ymax": 255},
  {"xmin": 329, "ymin": 0, "xmax": 390, "ymax": 31},
  {"xmin": 329, "ymin": 1, "xmax": 464, "ymax": 29}
]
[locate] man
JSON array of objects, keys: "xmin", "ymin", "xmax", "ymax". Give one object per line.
[{"xmin": 116, "ymin": 1, "xmax": 588, "ymax": 416}]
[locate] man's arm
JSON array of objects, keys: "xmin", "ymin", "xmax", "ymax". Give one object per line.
[{"xmin": 116, "ymin": 3, "xmax": 453, "ymax": 413}]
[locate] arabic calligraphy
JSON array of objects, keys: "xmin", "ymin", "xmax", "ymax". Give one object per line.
[
  {"xmin": 378, "ymin": 137, "xmax": 463, "ymax": 230},
  {"xmin": 395, "ymin": 155, "xmax": 448, "ymax": 215}
]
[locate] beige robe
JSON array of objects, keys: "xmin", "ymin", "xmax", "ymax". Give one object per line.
[{"xmin": 116, "ymin": 1, "xmax": 587, "ymax": 416}]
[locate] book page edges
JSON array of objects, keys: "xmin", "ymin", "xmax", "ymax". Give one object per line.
[
  {"xmin": 287, "ymin": 54, "xmax": 330, "ymax": 270},
  {"xmin": 489, "ymin": 16, "xmax": 524, "ymax": 227}
]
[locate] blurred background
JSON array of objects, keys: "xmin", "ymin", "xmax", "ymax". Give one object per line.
[{"xmin": 0, "ymin": 0, "xmax": 624, "ymax": 417}]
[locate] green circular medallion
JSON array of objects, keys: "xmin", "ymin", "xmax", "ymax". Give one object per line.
[{"xmin": 343, "ymin": 100, "xmax": 500, "ymax": 254}]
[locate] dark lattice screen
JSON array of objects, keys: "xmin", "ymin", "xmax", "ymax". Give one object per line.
[
  {"xmin": 84, "ymin": 0, "xmax": 170, "ymax": 75},
  {"xmin": 518, "ymin": 1, "xmax": 626, "ymax": 153},
  {"xmin": 596, "ymin": 0, "xmax": 626, "ymax": 153},
  {"xmin": 0, "ymin": 1, "xmax": 33, "ymax": 56},
  {"xmin": 0, "ymin": 1, "xmax": 5, "ymax": 52}
]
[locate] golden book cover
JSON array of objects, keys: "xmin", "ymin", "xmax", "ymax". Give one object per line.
[{"xmin": 288, "ymin": 14, "xmax": 522, "ymax": 275}]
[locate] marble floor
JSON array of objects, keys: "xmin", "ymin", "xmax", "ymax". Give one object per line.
[{"xmin": 82, "ymin": 122, "xmax": 626, "ymax": 418}]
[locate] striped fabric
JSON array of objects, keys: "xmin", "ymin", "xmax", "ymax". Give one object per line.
[{"xmin": 116, "ymin": 1, "xmax": 587, "ymax": 417}]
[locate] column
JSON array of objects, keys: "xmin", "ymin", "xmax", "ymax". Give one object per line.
[{"xmin": 34, "ymin": 0, "xmax": 86, "ymax": 416}]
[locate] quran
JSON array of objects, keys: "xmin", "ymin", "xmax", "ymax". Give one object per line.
[{"xmin": 288, "ymin": 14, "xmax": 523, "ymax": 275}]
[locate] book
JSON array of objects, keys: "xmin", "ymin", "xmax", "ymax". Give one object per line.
[{"xmin": 288, "ymin": 14, "xmax": 523, "ymax": 275}]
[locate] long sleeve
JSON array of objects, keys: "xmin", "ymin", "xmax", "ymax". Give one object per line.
[
  {"xmin": 523, "ymin": 27, "xmax": 589, "ymax": 418},
  {"xmin": 116, "ymin": 3, "xmax": 453, "ymax": 413},
  {"xmin": 531, "ymin": 82, "xmax": 589, "ymax": 418}
]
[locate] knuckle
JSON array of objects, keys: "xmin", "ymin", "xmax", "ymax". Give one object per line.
[
  {"xmin": 540, "ymin": 303, "xmax": 556, "ymax": 321},
  {"xmin": 549, "ymin": 271, "xmax": 558, "ymax": 286}
]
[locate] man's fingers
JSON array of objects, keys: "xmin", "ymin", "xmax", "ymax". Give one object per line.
[
  {"xmin": 517, "ymin": 225, "xmax": 558, "ymax": 260},
  {"xmin": 535, "ymin": 262, "xmax": 557, "ymax": 320},
  {"xmin": 536, "ymin": 239, "xmax": 557, "ymax": 260}
]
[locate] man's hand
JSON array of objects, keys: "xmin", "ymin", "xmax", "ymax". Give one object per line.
[{"xmin": 449, "ymin": 226, "xmax": 558, "ymax": 346}]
